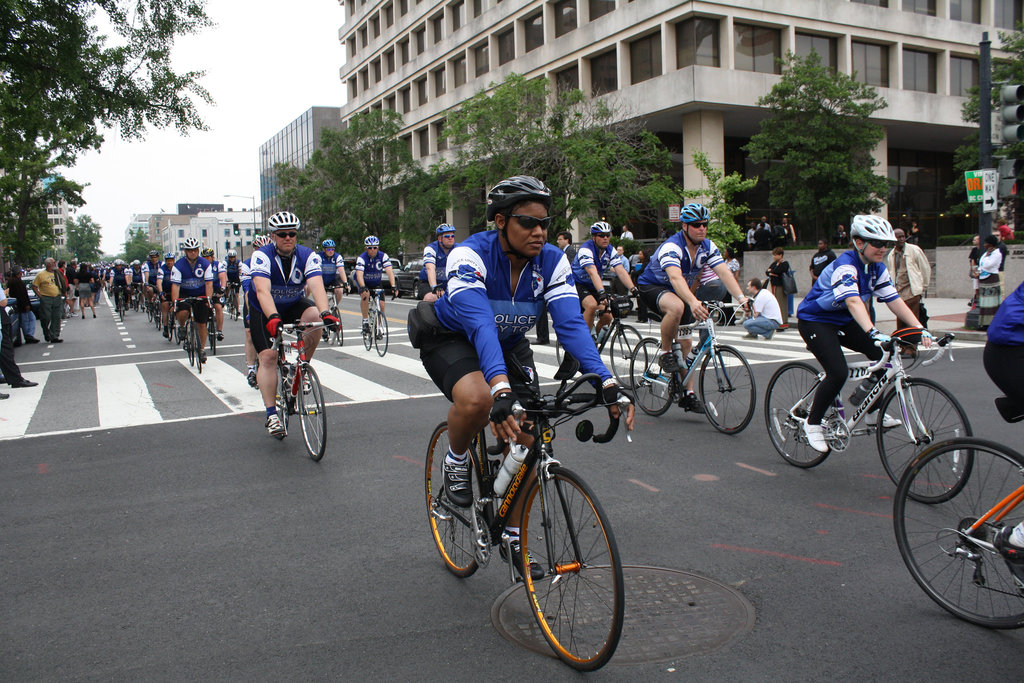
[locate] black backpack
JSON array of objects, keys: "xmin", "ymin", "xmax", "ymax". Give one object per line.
[{"xmin": 773, "ymin": 224, "xmax": 788, "ymax": 243}]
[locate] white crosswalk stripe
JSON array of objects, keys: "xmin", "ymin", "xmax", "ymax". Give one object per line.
[{"xmin": 96, "ymin": 363, "xmax": 162, "ymax": 427}]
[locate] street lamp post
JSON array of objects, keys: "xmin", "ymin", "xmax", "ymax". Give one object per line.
[{"xmin": 223, "ymin": 194, "xmax": 257, "ymax": 260}]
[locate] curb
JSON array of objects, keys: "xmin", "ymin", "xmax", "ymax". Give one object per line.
[{"xmin": 936, "ymin": 328, "xmax": 988, "ymax": 342}]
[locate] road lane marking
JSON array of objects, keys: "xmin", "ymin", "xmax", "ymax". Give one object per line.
[
  {"xmin": 736, "ymin": 462, "xmax": 776, "ymax": 476},
  {"xmin": 331, "ymin": 345, "xmax": 431, "ymax": 379},
  {"xmin": 711, "ymin": 543, "xmax": 842, "ymax": 566},
  {"xmin": 308, "ymin": 358, "xmax": 406, "ymax": 402},
  {"xmin": 185, "ymin": 357, "xmax": 265, "ymax": 414},
  {"xmin": 0, "ymin": 371, "xmax": 46, "ymax": 438},
  {"xmin": 96, "ymin": 364, "xmax": 163, "ymax": 428},
  {"xmin": 629, "ymin": 478, "xmax": 660, "ymax": 492}
]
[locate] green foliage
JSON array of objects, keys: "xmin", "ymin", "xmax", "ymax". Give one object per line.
[
  {"xmin": 682, "ymin": 149, "xmax": 758, "ymax": 249},
  {"xmin": 745, "ymin": 52, "xmax": 890, "ymax": 234},
  {"xmin": 441, "ymin": 74, "xmax": 680, "ymax": 232},
  {"xmin": 66, "ymin": 214, "xmax": 103, "ymax": 262},
  {"xmin": 277, "ymin": 109, "xmax": 447, "ymax": 255},
  {"xmin": 121, "ymin": 228, "xmax": 160, "ymax": 263}
]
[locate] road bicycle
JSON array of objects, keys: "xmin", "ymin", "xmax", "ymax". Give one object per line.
[
  {"xmin": 130, "ymin": 285, "xmax": 143, "ymax": 312},
  {"xmin": 764, "ymin": 331, "xmax": 969, "ymax": 494},
  {"xmin": 225, "ymin": 282, "xmax": 241, "ymax": 321},
  {"xmin": 361, "ymin": 287, "xmax": 390, "ymax": 357},
  {"xmin": 113, "ymin": 286, "xmax": 129, "ymax": 321},
  {"xmin": 893, "ymin": 394, "xmax": 1024, "ymax": 628},
  {"xmin": 629, "ymin": 303, "xmax": 756, "ymax": 434},
  {"xmin": 425, "ymin": 357, "xmax": 627, "ymax": 670},
  {"xmin": 271, "ymin": 320, "xmax": 329, "ymax": 461},
  {"xmin": 323, "ymin": 302, "xmax": 344, "ymax": 347},
  {"xmin": 178, "ymin": 296, "xmax": 209, "ymax": 375},
  {"xmin": 555, "ymin": 294, "xmax": 642, "ymax": 385},
  {"xmin": 206, "ymin": 294, "xmax": 219, "ymax": 357}
]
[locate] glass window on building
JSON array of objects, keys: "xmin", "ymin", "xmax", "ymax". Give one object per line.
[
  {"xmin": 995, "ymin": 0, "xmax": 1023, "ymax": 29},
  {"xmin": 417, "ymin": 127, "xmax": 430, "ymax": 158},
  {"xmin": 630, "ymin": 33, "xmax": 661, "ymax": 84},
  {"xmin": 359, "ymin": 25, "xmax": 367, "ymax": 48},
  {"xmin": 497, "ymin": 27, "xmax": 515, "ymax": 65},
  {"xmin": 372, "ymin": 58, "xmax": 382, "ymax": 82},
  {"xmin": 434, "ymin": 120, "xmax": 448, "ymax": 151},
  {"xmin": 524, "ymin": 12, "xmax": 543, "ymax": 52},
  {"xmin": 473, "ymin": 0, "xmax": 482, "ymax": 17},
  {"xmin": 202, "ymin": 229, "xmax": 208, "ymax": 237},
  {"xmin": 385, "ymin": 49, "xmax": 395, "ymax": 74},
  {"xmin": 852, "ymin": 41, "xmax": 889, "ymax": 87},
  {"xmin": 415, "ymin": 26, "xmax": 426, "ymax": 54},
  {"xmin": 399, "ymin": 38, "xmax": 410, "ymax": 64},
  {"xmin": 734, "ymin": 24, "xmax": 780, "ymax": 74},
  {"xmin": 384, "ymin": 2, "xmax": 393, "ymax": 26},
  {"xmin": 589, "ymin": 0, "xmax": 614, "ymax": 20},
  {"xmin": 903, "ymin": 0, "xmax": 935, "ymax": 15},
  {"xmin": 371, "ymin": 15, "xmax": 380, "ymax": 37},
  {"xmin": 676, "ymin": 17, "xmax": 719, "ymax": 68},
  {"xmin": 400, "ymin": 86, "xmax": 411, "ymax": 113},
  {"xmin": 416, "ymin": 77, "xmax": 428, "ymax": 105},
  {"xmin": 452, "ymin": 55, "xmax": 467, "ymax": 88},
  {"xmin": 451, "ymin": 0, "xmax": 465, "ymax": 31},
  {"xmin": 556, "ymin": 64, "xmax": 580, "ymax": 93},
  {"xmin": 433, "ymin": 67, "xmax": 446, "ymax": 96},
  {"xmin": 950, "ymin": 56, "xmax": 978, "ymax": 97},
  {"xmin": 591, "ymin": 49, "xmax": 617, "ymax": 96},
  {"xmin": 795, "ymin": 33, "xmax": 837, "ymax": 71},
  {"xmin": 950, "ymin": 0, "xmax": 981, "ymax": 22},
  {"xmin": 554, "ymin": 0, "xmax": 576, "ymax": 37},
  {"xmin": 851, "ymin": 0, "xmax": 888, "ymax": 6},
  {"xmin": 178, "ymin": 229, "xmax": 184, "ymax": 238},
  {"xmin": 400, "ymin": 0, "xmax": 407, "ymax": 15},
  {"xmin": 432, "ymin": 13, "xmax": 444, "ymax": 43},
  {"xmin": 474, "ymin": 41, "xmax": 489, "ymax": 76},
  {"xmin": 903, "ymin": 49, "xmax": 936, "ymax": 93},
  {"xmin": 348, "ymin": 37, "xmax": 356, "ymax": 58}
]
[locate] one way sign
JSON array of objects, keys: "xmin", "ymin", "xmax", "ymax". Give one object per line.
[{"xmin": 983, "ymin": 168, "xmax": 998, "ymax": 213}]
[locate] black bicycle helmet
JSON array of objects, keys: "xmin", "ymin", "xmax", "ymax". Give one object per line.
[{"xmin": 485, "ymin": 175, "xmax": 552, "ymax": 221}]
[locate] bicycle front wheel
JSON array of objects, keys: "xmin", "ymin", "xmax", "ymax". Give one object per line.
[
  {"xmin": 362, "ymin": 309, "xmax": 373, "ymax": 350},
  {"xmin": 208, "ymin": 321, "xmax": 217, "ymax": 356},
  {"xmin": 191, "ymin": 321, "xmax": 204, "ymax": 374},
  {"xmin": 184, "ymin": 320, "xmax": 196, "ymax": 367},
  {"xmin": 699, "ymin": 344, "xmax": 756, "ymax": 434},
  {"xmin": 629, "ymin": 337, "xmax": 673, "ymax": 416},
  {"xmin": 894, "ymin": 438, "xmax": 1024, "ymax": 628},
  {"xmin": 608, "ymin": 324, "xmax": 642, "ymax": 385},
  {"xmin": 330, "ymin": 306, "xmax": 344, "ymax": 347},
  {"xmin": 374, "ymin": 308, "xmax": 389, "ymax": 356},
  {"xmin": 298, "ymin": 364, "xmax": 327, "ymax": 461},
  {"xmin": 764, "ymin": 361, "xmax": 830, "ymax": 468},
  {"xmin": 425, "ymin": 422, "xmax": 482, "ymax": 578},
  {"xmin": 876, "ymin": 377, "xmax": 972, "ymax": 494},
  {"xmin": 520, "ymin": 465, "xmax": 624, "ymax": 670}
]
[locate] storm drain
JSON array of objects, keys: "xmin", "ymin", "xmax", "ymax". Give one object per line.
[{"xmin": 491, "ymin": 565, "xmax": 755, "ymax": 665}]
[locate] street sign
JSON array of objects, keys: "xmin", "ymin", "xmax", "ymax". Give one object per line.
[
  {"xmin": 668, "ymin": 204, "xmax": 680, "ymax": 222},
  {"xmin": 983, "ymin": 168, "xmax": 998, "ymax": 212},
  {"xmin": 965, "ymin": 170, "xmax": 984, "ymax": 202}
]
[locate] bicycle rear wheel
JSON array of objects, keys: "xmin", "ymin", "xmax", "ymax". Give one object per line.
[
  {"xmin": 208, "ymin": 319, "xmax": 217, "ymax": 356},
  {"xmin": 425, "ymin": 422, "xmax": 482, "ymax": 578},
  {"xmin": 764, "ymin": 361, "xmax": 830, "ymax": 468},
  {"xmin": 374, "ymin": 307, "xmax": 389, "ymax": 356},
  {"xmin": 183, "ymin": 320, "xmax": 196, "ymax": 367},
  {"xmin": 191, "ymin": 320, "xmax": 204, "ymax": 374},
  {"xmin": 520, "ymin": 465, "xmax": 624, "ymax": 670},
  {"xmin": 608, "ymin": 324, "xmax": 642, "ymax": 385},
  {"xmin": 876, "ymin": 377, "xmax": 972, "ymax": 497},
  {"xmin": 629, "ymin": 337, "xmax": 673, "ymax": 416},
  {"xmin": 275, "ymin": 368, "xmax": 290, "ymax": 439},
  {"xmin": 297, "ymin": 364, "xmax": 327, "ymax": 461},
  {"xmin": 330, "ymin": 306, "xmax": 344, "ymax": 346},
  {"xmin": 699, "ymin": 344, "xmax": 756, "ymax": 434},
  {"xmin": 894, "ymin": 438, "xmax": 1024, "ymax": 628},
  {"xmin": 362, "ymin": 308, "xmax": 374, "ymax": 350}
]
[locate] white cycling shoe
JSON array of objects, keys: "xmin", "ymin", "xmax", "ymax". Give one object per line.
[
  {"xmin": 802, "ymin": 422, "xmax": 829, "ymax": 453},
  {"xmin": 866, "ymin": 412, "xmax": 901, "ymax": 429}
]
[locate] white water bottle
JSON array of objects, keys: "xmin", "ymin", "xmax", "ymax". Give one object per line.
[{"xmin": 493, "ymin": 443, "xmax": 530, "ymax": 496}]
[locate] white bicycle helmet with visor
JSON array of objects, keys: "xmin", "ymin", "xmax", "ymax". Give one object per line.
[
  {"xmin": 364, "ymin": 236, "xmax": 380, "ymax": 247},
  {"xmin": 590, "ymin": 221, "xmax": 613, "ymax": 235},
  {"xmin": 267, "ymin": 211, "xmax": 300, "ymax": 232},
  {"xmin": 850, "ymin": 215, "xmax": 896, "ymax": 244},
  {"xmin": 182, "ymin": 237, "xmax": 201, "ymax": 250}
]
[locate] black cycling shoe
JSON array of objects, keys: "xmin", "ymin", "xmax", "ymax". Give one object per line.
[
  {"xmin": 659, "ymin": 352, "xmax": 680, "ymax": 373},
  {"xmin": 501, "ymin": 538, "xmax": 544, "ymax": 581},
  {"xmin": 442, "ymin": 459, "xmax": 472, "ymax": 507},
  {"xmin": 246, "ymin": 369, "xmax": 258, "ymax": 388},
  {"xmin": 680, "ymin": 391, "xmax": 705, "ymax": 414},
  {"xmin": 993, "ymin": 526, "xmax": 1024, "ymax": 588}
]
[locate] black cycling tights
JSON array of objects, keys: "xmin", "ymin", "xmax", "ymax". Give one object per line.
[
  {"xmin": 983, "ymin": 342, "xmax": 1024, "ymax": 405},
  {"xmin": 798, "ymin": 319, "xmax": 883, "ymax": 425}
]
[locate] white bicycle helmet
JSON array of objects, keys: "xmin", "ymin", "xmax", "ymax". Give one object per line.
[
  {"xmin": 364, "ymin": 235, "xmax": 380, "ymax": 247},
  {"xmin": 226, "ymin": 249, "xmax": 237, "ymax": 257},
  {"xmin": 590, "ymin": 221, "xmax": 613, "ymax": 235},
  {"xmin": 182, "ymin": 237, "xmax": 201, "ymax": 250},
  {"xmin": 850, "ymin": 215, "xmax": 896, "ymax": 243},
  {"xmin": 268, "ymin": 211, "xmax": 301, "ymax": 231},
  {"xmin": 252, "ymin": 234, "xmax": 271, "ymax": 248}
]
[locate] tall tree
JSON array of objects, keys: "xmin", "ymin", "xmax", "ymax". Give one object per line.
[
  {"xmin": 682, "ymin": 150, "xmax": 758, "ymax": 249},
  {"xmin": 1, "ymin": 0, "xmax": 212, "ymax": 250},
  {"xmin": 121, "ymin": 228, "xmax": 160, "ymax": 264},
  {"xmin": 441, "ymin": 74, "xmax": 679, "ymax": 233},
  {"xmin": 745, "ymin": 52, "xmax": 890, "ymax": 237},
  {"xmin": 66, "ymin": 214, "xmax": 103, "ymax": 262}
]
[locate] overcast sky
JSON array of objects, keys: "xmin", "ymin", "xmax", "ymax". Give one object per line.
[{"xmin": 67, "ymin": 0, "xmax": 348, "ymax": 254}]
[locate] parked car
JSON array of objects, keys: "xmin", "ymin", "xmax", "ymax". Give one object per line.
[{"xmin": 395, "ymin": 258, "xmax": 424, "ymax": 298}]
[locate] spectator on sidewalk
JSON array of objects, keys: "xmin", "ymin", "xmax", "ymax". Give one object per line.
[
  {"xmin": 620, "ymin": 225, "xmax": 634, "ymax": 240},
  {"xmin": 746, "ymin": 222, "xmax": 756, "ymax": 253},
  {"xmin": 968, "ymin": 235, "xmax": 981, "ymax": 308},
  {"xmin": 906, "ymin": 219, "xmax": 921, "ymax": 245},
  {"xmin": 75, "ymin": 262, "xmax": 97, "ymax": 318},
  {"xmin": 754, "ymin": 216, "xmax": 773, "ymax": 251},
  {"xmin": 810, "ymin": 240, "xmax": 837, "ymax": 284},
  {"xmin": 742, "ymin": 278, "xmax": 782, "ymax": 340},
  {"xmin": 65, "ymin": 260, "xmax": 78, "ymax": 315},
  {"xmin": 764, "ymin": 247, "xmax": 791, "ymax": 328},
  {"xmin": 4, "ymin": 267, "xmax": 39, "ymax": 345},
  {"xmin": 976, "ymin": 234, "xmax": 1004, "ymax": 328},
  {"xmin": 0, "ymin": 294, "xmax": 38, "ymax": 390},
  {"xmin": 31, "ymin": 258, "xmax": 64, "ymax": 343},
  {"xmin": 834, "ymin": 224, "xmax": 848, "ymax": 246},
  {"xmin": 884, "ymin": 228, "xmax": 931, "ymax": 330}
]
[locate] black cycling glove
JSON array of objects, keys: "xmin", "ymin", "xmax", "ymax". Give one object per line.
[{"xmin": 489, "ymin": 391, "xmax": 520, "ymax": 424}]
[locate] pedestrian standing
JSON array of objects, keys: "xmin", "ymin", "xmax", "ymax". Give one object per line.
[
  {"xmin": 765, "ymin": 247, "xmax": 791, "ymax": 328},
  {"xmin": 742, "ymin": 278, "xmax": 782, "ymax": 340},
  {"xmin": 746, "ymin": 222, "xmax": 756, "ymax": 253},
  {"xmin": 976, "ymin": 234, "xmax": 1004, "ymax": 328},
  {"xmin": 968, "ymin": 235, "xmax": 981, "ymax": 307},
  {"xmin": 620, "ymin": 225, "xmax": 634, "ymax": 241},
  {"xmin": 66, "ymin": 260, "xmax": 78, "ymax": 315},
  {"xmin": 835, "ymin": 224, "xmax": 848, "ymax": 246},
  {"xmin": 5, "ymin": 266, "xmax": 39, "ymax": 345},
  {"xmin": 810, "ymin": 240, "xmax": 837, "ymax": 284},
  {"xmin": 76, "ymin": 262, "xmax": 97, "ymax": 318},
  {"xmin": 754, "ymin": 216, "xmax": 773, "ymax": 251},
  {"xmin": 31, "ymin": 258, "xmax": 64, "ymax": 343},
  {"xmin": 884, "ymin": 228, "xmax": 931, "ymax": 330},
  {"xmin": 0, "ymin": 295, "xmax": 38, "ymax": 390}
]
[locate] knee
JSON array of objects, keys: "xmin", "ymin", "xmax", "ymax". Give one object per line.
[{"xmin": 456, "ymin": 384, "xmax": 493, "ymax": 422}]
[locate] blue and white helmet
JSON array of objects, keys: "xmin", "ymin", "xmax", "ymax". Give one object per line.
[
  {"xmin": 850, "ymin": 215, "xmax": 896, "ymax": 242},
  {"xmin": 590, "ymin": 221, "xmax": 613, "ymax": 235},
  {"xmin": 268, "ymin": 211, "xmax": 300, "ymax": 231},
  {"xmin": 321, "ymin": 239, "xmax": 336, "ymax": 248},
  {"xmin": 435, "ymin": 223, "xmax": 456, "ymax": 235},
  {"xmin": 679, "ymin": 203, "xmax": 710, "ymax": 224},
  {"xmin": 364, "ymin": 235, "xmax": 380, "ymax": 247},
  {"xmin": 164, "ymin": 252, "xmax": 175, "ymax": 260}
]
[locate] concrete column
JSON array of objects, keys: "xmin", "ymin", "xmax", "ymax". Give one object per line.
[
  {"xmin": 936, "ymin": 0, "xmax": 950, "ymax": 19},
  {"xmin": 981, "ymin": 0, "xmax": 995, "ymax": 26},
  {"xmin": 722, "ymin": 15, "xmax": 734, "ymax": 71},
  {"xmin": 618, "ymin": 40, "xmax": 629, "ymax": 90},
  {"xmin": 938, "ymin": 49, "xmax": 950, "ymax": 96},
  {"xmin": 872, "ymin": 126, "xmax": 890, "ymax": 219},
  {"xmin": 662, "ymin": 21, "xmax": 676, "ymax": 72},
  {"xmin": 839, "ymin": 33, "xmax": 852, "ymax": 75},
  {"xmin": 682, "ymin": 110, "xmax": 725, "ymax": 197}
]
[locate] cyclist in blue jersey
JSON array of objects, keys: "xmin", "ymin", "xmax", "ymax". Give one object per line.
[
  {"xmin": 355, "ymin": 235, "xmax": 397, "ymax": 335},
  {"xmin": 129, "ymin": 260, "xmax": 144, "ymax": 303},
  {"xmin": 224, "ymin": 249, "xmax": 241, "ymax": 315},
  {"xmin": 240, "ymin": 234, "xmax": 271, "ymax": 388},
  {"xmin": 796, "ymin": 215, "xmax": 932, "ymax": 453},
  {"xmin": 170, "ymin": 237, "xmax": 214, "ymax": 363},
  {"xmin": 417, "ymin": 175, "xmax": 634, "ymax": 581},
  {"xmin": 419, "ymin": 224, "xmax": 458, "ymax": 302},
  {"xmin": 202, "ymin": 247, "xmax": 226, "ymax": 341},
  {"xmin": 141, "ymin": 250, "xmax": 161, "ymax": 308},
  {"xmin": 156, "ymin": 252, "xmax": 175, "ymax": 338},
  {"xmin": 317, "ymin": 239, "xmax": 348, "ymax": 305},
  {"xmin": 637, "ymin": 203, "xmax": 750, "ymax": 412},
  {"xmin": 571, "ymin": 220, "xmax": 639, "ymax": 338},
  {"xmin": 250, "ymin": 212, "xmax": 339, "ymax": 437},
  {"xmin": 107, "ymin": 259, "xmax": 131, "ymax": 310}
]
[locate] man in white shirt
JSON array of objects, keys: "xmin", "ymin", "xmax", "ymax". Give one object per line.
[{"xmin": 742, "ymin": 278, "xmax": 782, "ymax": 340}]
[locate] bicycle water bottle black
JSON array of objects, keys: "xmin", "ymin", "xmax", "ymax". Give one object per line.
[
  {"xmin": 493, "ymin": 443, "xmax": 530, "ymax": 496},
  {"xmin": 596, "ymin": 326, "xmax": 611, "ymax": 345},
  {"xmin": 671, "ymin": 341, "xmax": 685, "ymax": 369},
  {"xmin": 849, "ymin": 377, "xmax": 876, "ymax": 406}
]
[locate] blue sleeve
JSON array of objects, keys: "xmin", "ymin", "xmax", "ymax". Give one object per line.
[{"xmin": 448, "ymin": 285, "xmax": 508, "ymax": 383}]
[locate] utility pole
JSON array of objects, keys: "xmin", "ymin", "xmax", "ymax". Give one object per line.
[{"xmin": 980, "ymin": 32, "xmax": 993, "ymax": 239}]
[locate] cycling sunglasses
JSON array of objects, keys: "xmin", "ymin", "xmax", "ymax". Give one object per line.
[
  {"xmin": 509, "ymin": 214, "xmax": 553, "ymax": 230},
  {"xmin": 274, "ymin": 231, "xmax": 298, "ymax": 238},
  {"xmin": 867, "ymin": 239, "xmax": 896, "ymax": 249}
]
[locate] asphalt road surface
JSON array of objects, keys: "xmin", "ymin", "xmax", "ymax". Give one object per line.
[{"xmin": 3, "ymin": 292, "xmax": 1022, "ymax": 680}]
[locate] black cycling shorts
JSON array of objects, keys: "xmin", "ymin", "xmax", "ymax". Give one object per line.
[
  {"xmin": 420, "ymin": 335, "xmax": 539, "ymax": 402},
  {"xmin": 175, "ymin": 298, "xmax": 211, "ymax": 325},
  {"xmin": 249, "ymin": 297, "xmax": 315, "ymax": 353},
  {"xmin": 638, "ymin": 283, "xmax": 695, "ymax": 325}
]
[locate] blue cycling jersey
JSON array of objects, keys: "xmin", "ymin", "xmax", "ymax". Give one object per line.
[
  {"xmin": 109, "ymin": 266, "xmax": 129, "ymax": 286},
  {"xmin": 637, "ymin": 232, "xmax": 724, "ymax": 288},
  {"xmin": 433, "ymin": 230, "xmax": 611, "ymax": 384},
  {"xmin": 240, "ymin": 258, "xmax": 252, "ymax": 295},
  {"xmin": 247, "ymin": 244, "xmax": 322, "ymax": 312},
  {"xmin": 170, "ymin": 257, "xmax": 213, "ymax": 297},
  {"xmin": 356, "ymin": 250, "xmax": 392, "ymax": 286},
  {"xmin": 130, "ymin": 267, "xmax": 142, "ymax": 284},
  {"xmin": 419, "ymin": 240, "xmax": 457, "ymax": 284},
  {"xmin": 571, "ymin": 238, "xmax": 625, "ymax": 290},
  {"xmin": 225, "ymin": 259, "xmax": 240, "ymax": 282},
  {"xmin": 318, "ymin": 251, "xmax": 344, "ymax": 283},
  {"xmin": 157, "ymin": 263, "xmax": 174, "ymax": 293},
  {"xmin": 988, "ymin": 279, "xmax": 1024, "ymax": 346},
  {"xmin": 141, "ymin": 260, "xmax": 160, "ymax": 285},
  {"xmin": 796, "ymin": 250, "xmax": 899, "ymax": 325}
]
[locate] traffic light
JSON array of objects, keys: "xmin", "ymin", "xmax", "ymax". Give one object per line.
[
  {"xmin": 232, "ymin": 224, "xmax": 240, "ymax": 236},
  {"xmin": 1001, "ymin": 85, "xmax": 1024, "ymax": 144},
  {"xmin": 998, "ymin": 157, "xmax": 1023, "ymax": 197}
]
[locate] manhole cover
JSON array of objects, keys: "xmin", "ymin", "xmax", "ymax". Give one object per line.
[{"xmin": 491, "ymin": 565, "xmax": 755, "ymax": 665}]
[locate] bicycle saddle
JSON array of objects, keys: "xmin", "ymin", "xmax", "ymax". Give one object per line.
[{"xmin": 995, "ymin": 396, "xmax": 1024, "ymax": 424}]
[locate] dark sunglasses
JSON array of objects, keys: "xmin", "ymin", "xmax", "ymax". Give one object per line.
[
  {"xmin": 366, "ymin": 246, "xmax": 379, "ymax": 250},
  {"xmin": 509, "ymin": 214, "xmax": 553, "ymax": 230},
  {"xmin": 274, "ymin": 231, "xmax": 298, "ymax": 238},
  {"xmin": 867, "ymin": 239, "xmax": 895, "ymax": 249},
  {"xmin": 688, "ymin": 221, "xmax": 709, "ymax": 228}
]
